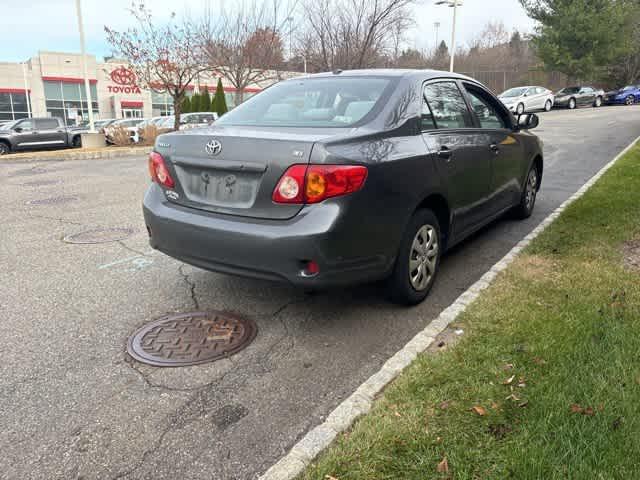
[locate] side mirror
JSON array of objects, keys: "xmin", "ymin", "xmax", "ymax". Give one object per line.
[
  {"xmin": 517, "ymin": 113, "xmax": 539, "ymax": 130},
  {"xmin": 13, "ymin": 127, "xmax": 22, "ymax": 133}
]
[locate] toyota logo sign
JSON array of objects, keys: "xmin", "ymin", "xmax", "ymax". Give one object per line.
[
  {"xmin": 110, "ymin": 66, "xmax": 137, "ymax": 86},
  {"xmin": 205, "ymin": 139, "xmax": 222, "ymax": 156}
]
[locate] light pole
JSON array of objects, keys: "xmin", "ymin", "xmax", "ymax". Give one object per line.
[
  {"xmin": 21, "ymin": 62, "xmax": 31, "ymax": 118},
  {"xmin": 75, "ymin": 0, "xmax": 95, "ymax": 132},
  {"xmin": 435, "ymin": 0, "xmax": 463, "ymax": 73},
  {"xmin": 434, "ymin": 21, "xmax": 441, "ymax": 50},
  {"xmin": 287, "ymin": 16, "xmax": 294, "ymax": 61}
]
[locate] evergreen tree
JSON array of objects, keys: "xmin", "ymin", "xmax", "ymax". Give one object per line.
[
  {"xmin": 190, "ymin": 91, "xmax": 201, "ymax": 112},
  {"xmin": 181, "ymin": 95, "xmax": 191, "ymax": 114},
  {"xmin": 201, "ymin": 86, "xmax": 211, "ymax": 112},
  {"xmin": 214, "ymin": 78, "xmax": 228, "ymax": 116}
]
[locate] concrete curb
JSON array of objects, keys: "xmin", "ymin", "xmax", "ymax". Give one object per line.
[
  {"xmin": 259, "ymin": 136, "xmax": 640, "ymax": 480},
  {"xmin": 1, "ymin": 146, "xmax": 152, "ymax": 163}
]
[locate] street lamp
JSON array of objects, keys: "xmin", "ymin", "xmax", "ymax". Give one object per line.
[
  {"xmin": 75, "ymin": 0, "xmax": 95, "ymax": 132},
  {"xmin": 434, "ymin": 21, "xmax": 441, "ymax": 50},
  {"xmin": 435, "ymin": 0, "xmax": 463, "ymax": 73}
]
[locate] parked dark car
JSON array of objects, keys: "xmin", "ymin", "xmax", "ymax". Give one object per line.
[
  {"xmin": 0, "ymin": 117, "xmax": 86, "ymax": 155},
  {"xmin": 604, "ymin": 84, "xmax": 640, "ymax": 105},
  {"xmin": 143, "ymin": 70, "xmax": 543, "ymax": 304},
  {"xmin": 554, "ymin": 86, "xmax": 604, "ymax": 109}
]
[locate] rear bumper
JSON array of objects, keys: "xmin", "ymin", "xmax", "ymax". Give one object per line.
[{"xmin": 143, "ymin": 184, "xmax": 392, "ymax": 288}]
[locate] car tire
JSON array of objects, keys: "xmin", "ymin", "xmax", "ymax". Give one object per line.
[
  {"xmin": 0, "ymin": 142, "xmax": 9, "ymax": 155},
  {"xmin": 626, "ymin": 95, "xmax": 635, "ymax": 106},
  {"xmin": 544, "ymin": 100, "xmax": 552, "ymax": 112},
  {"xmin": 568, "ymin": 98, "xmax": 577, "ymax": 109},
  {"xmin": 388, "ymin": 209, "xmax": 442, "ymax": 305},
  {"xmin": 516, "ymin": 103, "xmax": 525, "ymax": 115},
  {"xmin": 594, "ymin": 96, "xmax": 602, "ymax": 107},
  {"xmin": 72, "ymin": 135, "xmax": 82, "ymax": 148},
  {"xmin": 513, "ymin": 164, "xmax": 539, "ymax": 220}
]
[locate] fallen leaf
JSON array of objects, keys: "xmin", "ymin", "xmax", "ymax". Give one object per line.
[
  {"xmin": 503, "ymin": 363, "xmax": 514, "ymax": 371},
  {"xmin": 436, "ymin": 436, "xmax": 442, "ymax": 443},
  {"xmin": 533, "ymin": 357, "xmax": 546, "ymax": 365},
  {"xmin": 491, "ymin": 402, "xmax": 500, "ymax": 410},
  {"xmin": 439, "ymin": 401, "xmax": 450, "ymax": 410},
  {"xmin": 437, "ymin": 457, "xmax": 449, "ymax": 473},
  {"xmin": 583, "ymin": 407, "xmax": 595, "ymax": 416},
  {"xmin": 394, "ymin": 411, "xmax": 402, "ymax": 417},
  {"xmin": 506, "ymin": 393, "xmax": 520, "ymax": 402},
  {"xmin": 503, "ymin": 375, "xmax": 515, "ymax": 385},
  {"xmin": 598, "ymin": 403, "xmax": 605, "ymax": 412},
  {"xmin": 325, "ymin": 476, "xmax": 339, "ymax": 480},
  {"xmin": 570, "ymin": 404, "xmax": 584, "ymax": 414},
  {"xmin": 472, "ymin": 406, "xmax": 487, "ymax": 416},
  {"xmin": 518, "ymin": 382, "xmax": 527, "ymax": 388},
  {"xmin": 518, "ymin": 400, "xmax": 529, "ymax": 408}
]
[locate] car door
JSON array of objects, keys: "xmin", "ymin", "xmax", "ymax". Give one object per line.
[
  {"xmin": 461, "ymin": 82, "xmax": 524, "ymax": 214},
  {"xmin": 421, "ymin": 80, "xmax": 493, "ymax": 239},
  {"xmin": 534, "ymin": 87, "xmax": 546, "ymax": 109},
  {"xmin": 11, "ymin": 118, "xmax": 37, "ymax": 149},
  {"xmin": 34, "ymin": 118, "xmax": 67, "ymax": 146},
  {"xmin": 579, "ymin": 87, "xmax": 594, "ymax": 106}
]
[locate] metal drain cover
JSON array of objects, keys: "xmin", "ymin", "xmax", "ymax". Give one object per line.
[
  {"xmin": 127, "ymin": 311, "xmax": 257, "ymax": 367},
  {"xmin": 64, "ymin": 228, "xmax": 135, "ymax": 244},
  {"xmin": 27, "ymin": 195, "xmax": 78, "ymax": 206}
]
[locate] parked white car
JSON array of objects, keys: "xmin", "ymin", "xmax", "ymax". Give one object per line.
[
  {"xmin": 104, "ymin": 118, "xmax": 146, "ymax": 144},
  {"xmin": 498, "ymin": 86, "xmax": 555, "ymax": 114},
  {"xmin": 180, "ymin": 112, "xmax": 218, "ymax": 130}
]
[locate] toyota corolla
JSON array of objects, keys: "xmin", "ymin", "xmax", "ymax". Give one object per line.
[{"xmin": 143, "ymin": 70, "xmax": 543, "ymax": 305}]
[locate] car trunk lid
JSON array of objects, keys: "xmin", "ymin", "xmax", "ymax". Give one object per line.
[{"xmin": 160, "ymin": 125, "xmax": 344, "ymax": 220}]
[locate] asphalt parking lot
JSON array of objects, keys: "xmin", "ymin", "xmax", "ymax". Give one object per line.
[{"xmin": 2, "ymin": 105, "xmax": 640, "ymax": 480}]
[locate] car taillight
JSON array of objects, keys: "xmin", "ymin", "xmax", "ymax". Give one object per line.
[
  {"xmin": 148, "ymin": 151, "xmax": 175, "ymax": 188},
  {"xmin": 273, "ymin": 164, "xmax": 368, "ymax": 204}
]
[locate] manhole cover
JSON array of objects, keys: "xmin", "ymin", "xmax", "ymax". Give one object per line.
[
  {"xmin": 9, "ymin": 167, "xmax": 48, "ymax": 177},
  {"xmin": 127, "ymin": 311, "xmax": 258, "ymax": 367},
  {"xmin": 26, "ymin": 195, "xmax": 78, "ymax": 206},
  {"xmin": 21, "ymin": 179, "xmax": 62, "ymax": 187},
  {"xmin": 64, "ymin": 227, "xmax": 135, "ymax": 244}
]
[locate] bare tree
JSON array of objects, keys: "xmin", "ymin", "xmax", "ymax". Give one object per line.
[
  {"xmin": 201, "ymin": 0, "xmax": 292, "ymax": 105},
  {"xmin": 300, "ymin": 0, "xmax": 417, "ymax": 71},
  {"xmin": 105, "ymin": 1, "xmax": 207, "ymax": 130}
]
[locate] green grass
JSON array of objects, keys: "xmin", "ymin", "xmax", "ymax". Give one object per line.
[{"xmin": 301, "ymin": 142, "xmax": 640, "ymax": 480}]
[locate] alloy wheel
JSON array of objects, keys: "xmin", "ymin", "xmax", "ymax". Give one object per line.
[
  {"xmin": 409, "ymin": 224, "xmax": 439, "ymax": 291},
  {"xmin": 0, "ymin": 143, "xmax": 8, "ymax": 155},
  {"xmin": 545, "ymin": 100, "xmax": 552, "ymax": 111},
  {"xmin": 517, "ymin": 103, "xmax": 525, "ymax": 115},
  {"xmin": 595, "ymin": 97, "xmax": 602, "ymax": 107},
  {"xmin": 626, "ymin": 96, "xmax": 635, "ymax": 106},
  {"xmin": 569, "ymin": 98, "xmax": 576, "ymax": 109},
  {"xmin": 525, "ymin": 168, "xmax": 538, "ymax": 212}
]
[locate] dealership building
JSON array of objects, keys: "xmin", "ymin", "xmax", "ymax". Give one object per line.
[{"xmin": 0, "ymin": 51, "xmax": 279, "ymax": 125}]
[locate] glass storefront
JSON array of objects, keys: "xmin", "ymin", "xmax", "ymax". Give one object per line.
[
  {"xmin": 44, "ymin": 81, "xmax": 99, "ymax": 126},
  {"xmin": 0, "ymin": 91, "xmax": 31, "ymax": 120}
]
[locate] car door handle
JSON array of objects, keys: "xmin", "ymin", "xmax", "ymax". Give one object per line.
[
  {"xmin": 437, "ymin": 146, "xmax": 452, "ymax": 160},
  {"xmin": 490, "ymin": 144, "xmax": 500, "ymax": 154}
]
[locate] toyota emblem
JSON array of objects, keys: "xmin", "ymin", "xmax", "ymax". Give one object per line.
[{"xmin": 205, "ymin": 139, "xmax": 222, "ymax": 156}]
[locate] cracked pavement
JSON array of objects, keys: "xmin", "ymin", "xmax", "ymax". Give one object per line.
[{"xmin": 1, "ymin": 106, "xmax": 640, "ymax": 479}]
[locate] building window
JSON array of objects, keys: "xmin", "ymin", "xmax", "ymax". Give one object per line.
[
  {"xmin": 0, "ymin": 91, "xmax": 31, "ymax": 120},
  {"xmin": 44, "ymin": 81, "xmax": 99, "ymax": 126}
]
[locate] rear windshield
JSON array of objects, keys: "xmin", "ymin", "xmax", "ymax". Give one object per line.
[
  {"xmin": 559, "ymin": 87, "xmax": 580, "ymax": 94},
  {"xmin": 500, "ymin": 87, "xmax": 528, "ymax": 98},
  {"xmin": 216, "ymin": 77, "xmax": 393, "ymax": 127}
]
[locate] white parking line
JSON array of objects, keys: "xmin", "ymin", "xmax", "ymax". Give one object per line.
[{"xmin": 259, "ymin": 135, "xmax": 640, "ymax": 480}]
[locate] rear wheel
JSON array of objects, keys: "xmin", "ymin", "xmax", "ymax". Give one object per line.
[
  {"xmin": 544, "ymin": 100, "xmax": 552, "ymax": 112},
  {"xmin": 0, "ymin": 142, "xmax": 9, "ymax": 155},
  {"xmin": 388, "ymin": 209, "xmax": 442, "ymax": 305},
  {"xmin": 72, "ymin": 135, "xmax": 82, "ymax": 148},
  {"xmin": 594, "ymin": 96, "xmax": 602, "ymax": 107},
  {"xmin": 513, "ymin": 165, "xmax": 539, "ymax": 219},
  {"xmin": 626, "ymin": 95, "xmax": 635, "ymax": 106},
  {"xmin": 568, "ymin": 98, "xmax": 577, "ymax": 109},
  {"xmin": 516, "ymin": 103, "xmax": 525, "ymax": 115}
]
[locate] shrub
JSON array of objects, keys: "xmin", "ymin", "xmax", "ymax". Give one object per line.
[
  {"xmin": 109, "ymin": 125, "xmax": 133, "ymax": 146},
  {"xmin": 138, "ymin": 124, "xmax": 160, "ymax": 146}
]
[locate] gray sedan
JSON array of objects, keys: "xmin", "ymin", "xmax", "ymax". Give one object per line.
[{"xmin": 143, "ymin": 70, "xmax": 543, "ymax": 304}]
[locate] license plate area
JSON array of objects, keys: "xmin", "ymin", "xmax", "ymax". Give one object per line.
[{"xmin": 175, "ymin": 165, "xmax": 261, "ymax": 209}]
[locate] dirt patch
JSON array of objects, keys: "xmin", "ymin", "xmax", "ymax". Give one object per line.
[
  {"xmin": 622, "ymin": 238, "xmax": 640, "ymax": 271},
  {"xmin": 511, "ymin": 254, "xmax": 557, "ymax": 280}
]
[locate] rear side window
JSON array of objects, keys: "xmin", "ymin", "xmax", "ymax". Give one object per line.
[
  {"xmin": 36, "ymin": 119, "xmax": 60, "ymax": 129},
  {"xmin": 423, "ymin": 81, "xmax": 472, "ymax": 130},
  {"xmin": 463, "ymin": 85, "xmax": 509, "ymax": 129}
]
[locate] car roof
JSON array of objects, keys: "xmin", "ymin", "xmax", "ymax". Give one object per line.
[{"xmin": 290, "ymin": 68, "xmax": 476, "ymax": 82}]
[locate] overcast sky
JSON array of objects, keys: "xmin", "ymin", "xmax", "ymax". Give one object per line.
[{"xmin": 1, "ymin": 0, "xmax": 536, "ymax": 63}]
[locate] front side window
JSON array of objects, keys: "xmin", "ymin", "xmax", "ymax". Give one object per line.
[
  {"xmin": 16, "ymin": 119, "xmax": 33, "ymax": 131},
  {"xmin": 423, "ymin": 81, "xmax": 472, "ymax": 130},
  {"xmin": 464, "ymin": 85, "xmax": 508, "ymax": 130},
  {"xmin": 216, "ymin": 77, "xmax": 393, "ymax": 127}
]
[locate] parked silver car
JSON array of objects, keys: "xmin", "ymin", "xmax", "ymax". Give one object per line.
[{"xmin": 498, "ymin": 86, "xmax": 555, "ymax": 114}]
